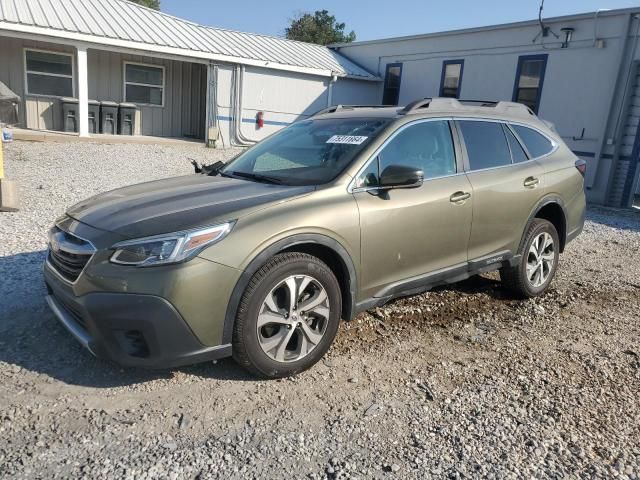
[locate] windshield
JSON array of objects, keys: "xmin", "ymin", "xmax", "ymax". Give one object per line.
[{"xmin": 221, "ymin": 117, "xmax": 390, "ymax": 186}]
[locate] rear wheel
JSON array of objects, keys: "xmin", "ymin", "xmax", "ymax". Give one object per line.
[
  {"xmin": 500, "ymin": 219, "xmax": 559, "ymax": 298},
  {"xmin": 232, "ymin": 253, "xmax": 341, "ymax": 378}
]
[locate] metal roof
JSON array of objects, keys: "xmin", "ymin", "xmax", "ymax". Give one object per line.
[{"xmin": 0, "ymin": 0, "xmax": 378, "ymax": 80}]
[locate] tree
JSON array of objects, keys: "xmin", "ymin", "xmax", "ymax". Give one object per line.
[
  {"xmin": 285, "ymin": 10, "xmax": 356, "ymax": 45},
  {"xmin": 128, "ymin": 0, "xmax": 160, "ymax": 10}
]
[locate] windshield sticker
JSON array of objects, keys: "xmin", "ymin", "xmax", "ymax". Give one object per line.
[{"xmin": 326, "ymin": 135, "xmax": 368, "ymax": 145}]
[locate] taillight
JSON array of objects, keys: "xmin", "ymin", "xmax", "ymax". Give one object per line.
[{"xmin": 575, "ymin": 158, "xmax": 587, "ymax": 177}]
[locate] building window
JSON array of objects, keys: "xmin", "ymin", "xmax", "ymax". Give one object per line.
[
  {"xmin": 513, "ymin": 54, "xmax": 548, "ymax": 113},
  {"xmin": 440, "ymin": 60, "xmax": 464, "ymax": 98},
  {"xmin": 25, "ymin": 49, "xmax": 74, "ymax": 98},
  {"xmin": 382, "ymin": 63, "xmax": 402, "ymax": 106},
  {"xmin": 124, "ymin": 62, "xmax": 165, "ymax": 107}
]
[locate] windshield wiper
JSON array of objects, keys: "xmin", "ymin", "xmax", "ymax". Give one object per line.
[{"xmin": 225, "ymin": 171, "xmax": 285, "ymax": 185}]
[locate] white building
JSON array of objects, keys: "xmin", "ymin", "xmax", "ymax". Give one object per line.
[
  {"xmin": 332, "ymin": 8, "xmax": 640, "ymax": 208},
  {"xmin": 0, "ymin": 0, "xmax": 379, "ymax": 145},
  {"xmin": 2, "ymin": 1, "xmax": 640, "ymax": 207}
]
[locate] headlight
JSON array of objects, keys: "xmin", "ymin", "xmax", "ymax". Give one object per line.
[{"xmin": 110, "ymin": 222, "xmax": 234, "ymax": 267}]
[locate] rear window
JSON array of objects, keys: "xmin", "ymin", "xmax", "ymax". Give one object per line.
[
  {"xmin": 458, "ymin": 121, "xmax": 512, "ymax": 171},
  {"xmin": 511, "ymin": 125, "xmax": 554, "ymax": 158}
]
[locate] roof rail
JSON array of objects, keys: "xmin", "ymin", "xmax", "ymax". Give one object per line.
[
  {"xmin": 457, "ymin": 99, "xmax": 499, "ymax": 107},
  {"xmin": 312, "ymin": 104, "xmax": 393, "ymax": 117},
  {"xmin": 399, "ymin": 97, "xmax": 536, "ymax": 118},
  {"xmin": 400, "ymin": 98, "xmax": 433, "ymax": 114}
]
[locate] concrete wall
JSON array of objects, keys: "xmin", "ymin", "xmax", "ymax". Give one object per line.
[{"xmin": 334, "ymin": 10, "xmax": 640, "ymax": 206}]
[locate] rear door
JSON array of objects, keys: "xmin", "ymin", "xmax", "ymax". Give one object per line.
[
  {"xmin": 457, "ymin": 119, "xmax": 546, "ymax": 262},
  {"xmin": 352, "ymin": 119, "xmax": 473, "ymax": 299}
]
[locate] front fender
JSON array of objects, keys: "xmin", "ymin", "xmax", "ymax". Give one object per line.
[{"xmin": 220, "ymin": 233, "xmax": 358, "ymax": 344}]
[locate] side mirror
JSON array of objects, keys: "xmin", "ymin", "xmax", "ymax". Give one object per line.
[{"xmin": 379, "ymin": 165, "xmax": 424, "ymax": 189}]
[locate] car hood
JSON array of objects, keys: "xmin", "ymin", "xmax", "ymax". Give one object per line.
[{"xmin": 66, "ymin": 174, "xmax": 314, "ymax": 239}]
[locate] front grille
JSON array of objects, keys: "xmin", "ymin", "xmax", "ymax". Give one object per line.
[{"xmin": 47, "ymin": 226, "xmax": 95, "ymax": 283}]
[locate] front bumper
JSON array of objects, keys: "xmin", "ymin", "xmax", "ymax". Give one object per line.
[{"xmin": 44, "ymin": 264, "xmax": 232, "ymax": 369}]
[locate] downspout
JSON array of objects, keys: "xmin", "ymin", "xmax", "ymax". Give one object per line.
[
  {"xmin": 205, "ymin": 63, "xmax": 218, "ymax": 147},
  {"xmin": 327, "ymin": 73, "xmax": 338, "ymax": 107},
  {"xmin": 593, "ymin": 9, "xmax": 611, "ymax": 47},
  {"xmin": 231, "ymin": 65, "xmax": 257, "ymax": 146}
]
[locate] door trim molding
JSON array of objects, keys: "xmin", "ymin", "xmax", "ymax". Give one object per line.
[{"xmin": 354, "ymin": 250, "xmax": 514, "ymax": 314}]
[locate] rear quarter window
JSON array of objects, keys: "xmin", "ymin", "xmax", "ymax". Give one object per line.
[{"xmin": 511, "ymin": 125, "xmax": 555, "ymax": 158}]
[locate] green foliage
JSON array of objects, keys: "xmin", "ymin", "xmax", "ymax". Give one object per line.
[
  {"xmin": 128, "ymin": 0, "xmax": 160, "ymax": 10},
  {"xmin": 285, "ymin": 10, "xmax": 356, "ymax": 45}
]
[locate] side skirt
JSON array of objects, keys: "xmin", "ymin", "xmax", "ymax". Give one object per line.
[{"xmin": 354, "ymin": 251, "xmax": 517, "ymax": 315}]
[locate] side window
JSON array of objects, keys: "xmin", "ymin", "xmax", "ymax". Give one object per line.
[
  {"xmin": 355, "ymin": 121, "xmax": 456, "ymax": 188},
  {"xmin": 458, "ymin": 121, "xmax": 512, "ymax": 171},
  {"xmin": 511, "ymin": 125, "xmax": 554, "ymax": 158},
  {"xmin": 504, "ymin": 125, "xmax": 529, "ymax": 163},
  {"xmin": 382, "ymin": 63, "xmax": 402, "ymax": 106}
]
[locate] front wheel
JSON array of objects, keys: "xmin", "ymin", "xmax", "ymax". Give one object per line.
[
  {"xmin": 500, "ymin": 219, "xmax": 560, "ymax": 298},
  {"xmin": 232, "ymin": 253, "xmax": 342, "ymax": 378}
]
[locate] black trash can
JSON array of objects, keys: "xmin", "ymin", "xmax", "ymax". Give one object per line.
[
  {"xmin": 88, "ymin": 100, "xmax": 100, "ymax": 134},
  {"xmin": 61, "ymin": 97, "xmax": 79, "ymax": 133},
  {"xmin": 100, "ymin": 101, "xmax": 119, "ymax": 135},
  {"xmin": 118, "ymin": 102, "xmax": 137, "ymax": 135}
]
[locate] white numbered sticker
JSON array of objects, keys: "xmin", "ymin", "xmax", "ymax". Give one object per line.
[{"xmin": 326, "ymin": 135, "xmax": 368, "ymax": 145}]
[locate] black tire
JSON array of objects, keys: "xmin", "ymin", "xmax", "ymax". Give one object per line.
[
  {"xmin": 232, "ymin": 252, "xmax": 342, "ymax": 378},
  {"xmin": 500, "ymin": 219, "xmax": 560, "ymax": 298}
]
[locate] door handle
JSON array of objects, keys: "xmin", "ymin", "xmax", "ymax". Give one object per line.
[
  {"xmin": 450, "ymin": 191, "xmax": 471, "ymax": 203},
  {"xmin": 524, "ymin": 176, "xmax": 540, "ymax": 188}
]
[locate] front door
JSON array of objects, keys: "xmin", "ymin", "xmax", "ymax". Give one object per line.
[{"xmin": 352, "ymin": 119, "xmax": 473, "ymax": 299}]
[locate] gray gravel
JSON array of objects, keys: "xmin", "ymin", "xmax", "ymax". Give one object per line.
[
  {"xmin": 1, "ymin": 141, "xmax": 639, "ymax": 479},
  {"xmin": 0, "ymin": 141, "xmax": 240, "ymax": 318}
]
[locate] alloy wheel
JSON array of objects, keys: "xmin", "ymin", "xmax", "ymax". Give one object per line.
[
  {"xmin": 256, "ymin": 275, "xmax": 330, "ymax": 363},
  {"xmin": 526, "ymin": 232, "xmax": 555, "ymax": 288}
]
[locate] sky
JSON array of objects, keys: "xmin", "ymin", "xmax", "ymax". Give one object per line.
[{"xmin": 161, "ymin": 0, "xmax": 640, "ymax": 42}]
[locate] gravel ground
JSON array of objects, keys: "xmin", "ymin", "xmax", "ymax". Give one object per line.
[{"xmin": 1, "ymin": 141, "xmax": 639, "ymax": 479}]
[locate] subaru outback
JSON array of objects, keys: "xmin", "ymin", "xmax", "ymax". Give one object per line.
[{"xmin": 44, "ymin": 98, "xmax": 586, "ymax": 378}]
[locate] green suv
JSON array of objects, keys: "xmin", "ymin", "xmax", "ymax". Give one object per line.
[{"xmin": 44, "ymin": 98, "xmax": 586, "ymax": 378}]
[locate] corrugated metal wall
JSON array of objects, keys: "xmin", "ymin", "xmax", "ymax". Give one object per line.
[
  {"xmin": 0, "ymin": 37, "xmax": 206, "ymax": 138},
  {"xmin": 87, "ymin": 50, "xmax": 206, "ymax": 138},
  {"xmin": 0, "ymin": 37, "xmax": 77, "ymax": 130},
  {"xmin": 212, "ymin": 64, "xmax": 380, "ymax": 146}
]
